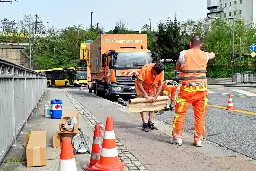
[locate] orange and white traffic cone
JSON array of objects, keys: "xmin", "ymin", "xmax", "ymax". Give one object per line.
[
  {"xmin": 84, "ymin": 124, "xmax": 102, "ymax": 171},
  {"xmin": 226, "ymin": 94, "xmax": 236, "ymax": 110},
  {"xmin": 92, "ymin": 117, "xmax": 126, "ymax": 171},
  {"xmin": 59, "ymin": 137, "xmax": 77, "ymax": 171}
]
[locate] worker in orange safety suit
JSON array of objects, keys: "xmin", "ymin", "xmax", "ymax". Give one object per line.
[
  {"xmin": 161, "ymin": 80, "xmax": 178, "ymax": 111},
  {"xmin": 135, "ymin": 62, "xmax": 165, "ymax": 132},
  {"xmin": 171, "ymin": 36, "xmax": 215, "ymax": 147}
]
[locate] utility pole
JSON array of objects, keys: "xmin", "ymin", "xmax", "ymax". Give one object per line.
[
  {"xmin": 29, "ymin": 21, "xmax": 32, "ymax": 69},
  {"xmin": 149, "ymin": 18, "xmax": 151, "ymax": 31},
  {"xmin": 231, "ymin": 18, "xmax": 235, "ymax": 82},
  {"xmin": 90, "ymin": 12, "xmax": 93, "ymax": 30},
  {"xmin": 35, "ymin": 14, "xmax": 38, "ymax": 34}
]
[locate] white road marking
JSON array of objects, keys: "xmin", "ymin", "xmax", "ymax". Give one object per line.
[
  {"xmin": 208, "ymin": 90, "xmax": 215, "ymax": 94},
  {"xmin": 232, "ymin": 89, "xmax": 256, "ymax": 97}
]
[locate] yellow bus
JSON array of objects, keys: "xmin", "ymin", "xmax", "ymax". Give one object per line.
[
  {"xmin": 73, "ymin": 67, "xmax": 87, "ymax": 87},
  {"xmin": 45, "ymin": 69, "xmax": 54, "ymax": 87},
  {"xmin": 52, "ymin": 68, "xmax": 70, "ymax": 87}
]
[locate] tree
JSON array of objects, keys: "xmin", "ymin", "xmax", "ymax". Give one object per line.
[{"xmin": 154, "ymin": 16, "xmax": 184, "ymax": 64}]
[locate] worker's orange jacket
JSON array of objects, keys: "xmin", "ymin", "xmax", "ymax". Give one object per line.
[
  {"xmin": 172, "ymin": 48, "xmax": 209, "ymax": 143},
  {"xmin": 135, "ymin": 63, "xmax": 164, "ymax": 96}
]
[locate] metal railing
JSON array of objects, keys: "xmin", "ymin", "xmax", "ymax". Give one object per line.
[{"xmin": 0, "ymin": 57, "xmax": 47, "ymax": 163}]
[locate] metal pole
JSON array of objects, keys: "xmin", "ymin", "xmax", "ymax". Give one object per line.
[
  {"xmin": 90, "ymin": 12, "xmax": 93, "ymax": 30},
  {"xmin": 149, "ymin": 18, "xmax": 151, "ymax": 31},
  {"xmin": 232, "ymin": 18, "xmax": 235, "ymax": 82},
  {"xmin": 29, "ymin": 21, "xmax": 32, "ymax": 69}
]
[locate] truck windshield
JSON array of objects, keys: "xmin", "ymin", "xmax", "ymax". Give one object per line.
[
  {"xmin": 113, "ymin": 52, "xmax": 152, "ymax": 69},
  {"xmin": 75, "ymin": 70, "xmax": 87, "ymax": 80}
]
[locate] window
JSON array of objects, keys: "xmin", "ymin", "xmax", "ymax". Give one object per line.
[
  {"xmin": 224, "ymin": 13, "xmax": 226, "ymax": 17},
  {"xmin": 225, "ymin": 3, "xmax": 227, "ymax": 7},
  {"xmin": 234, "ymin": 1, "xmax": 236, "ymax": 5},
  {"xmin": 240, "ymin": 0, "xmax": 242, "ymax": 4},
  {"xmin": 220, "ymin": 0, "xmax": 221, "ymax": 2},
  {"xmin": 229, "ymin": 12, "xmax": 232, "ymax": 16},
  {"xmin": 239, "ymin": 10, "xmax": 242, "ymax": 14},
  {"xmin": 229, "ymin": 2, "xmax": 232, "ymax": 6},
  {"xmin": 220, "ymin": 4, "xmax": 222, "ymax": 8},
  {"xmin": 234, "ymin": 11, "xmax": 237, "ymax": 15}
]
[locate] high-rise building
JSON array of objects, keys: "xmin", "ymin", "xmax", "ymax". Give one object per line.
[{"xmin": 207, "ymin": 0, "xmax": 256, "ymax": 23}]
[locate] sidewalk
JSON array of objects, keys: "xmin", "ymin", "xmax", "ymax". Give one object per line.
[
  {"xmin": 208, "ymin": 78, "xmax": 256, "ymax": 87},
  {"xmin": 0, "ymin": 88, "xmax": 93, "ymax": 171},
  {"xmin": 69, "ymin": 88, "xmax": 256, "ymax": 171}
]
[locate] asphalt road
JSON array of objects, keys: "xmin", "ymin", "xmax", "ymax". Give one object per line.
[
  {"xmin": 155, "ymin": 85, "xmax": 256, "ymax": 159},
  {"xmin": 70, "ymin": 85, "xmax": 256, "ymax": 160}
]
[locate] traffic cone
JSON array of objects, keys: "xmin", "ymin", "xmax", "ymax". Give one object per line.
[
  {"xmin": 83, "ymin": 124, "xmax": 102, "ymax": 171},
  {"xmin": 59, "ymin": 137, "xmax": 77, "ymax": 171},
  {"xmin": 226, "ymin": 94, "xmax": 236, "ymax": 110},
  {"xmin": 92, "ymin": 117, "xmax": 126, "ymax": 171}
]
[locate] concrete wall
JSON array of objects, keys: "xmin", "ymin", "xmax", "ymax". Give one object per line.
[{"xmin": 0, "ymin": 45, "xmax": 30, "ymax": 68}]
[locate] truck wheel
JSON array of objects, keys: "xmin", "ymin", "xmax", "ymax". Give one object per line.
[
  {"xmin": 104, "ymin": 89, "xmax": 109, "ymax": 98},
  {"xmin": 95, "ymin": 82, "xmax": 100, "ymax": 96},
  {"xmin": 89, "ymin": 88, "xmax": 92, "ymax": 93}
]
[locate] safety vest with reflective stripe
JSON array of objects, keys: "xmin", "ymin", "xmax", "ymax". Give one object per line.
[
  {"xmin": 180, "ymin": 49, "xmax": 208, "ymax": 85},
  {"xmin": 135, "ymin": 63, "xmax": 163, "ymax": 95}
]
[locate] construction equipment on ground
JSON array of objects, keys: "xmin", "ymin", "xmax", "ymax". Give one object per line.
[{"xmin": 72, "ymin": 128, "xmax": 92, "ymax": 154}]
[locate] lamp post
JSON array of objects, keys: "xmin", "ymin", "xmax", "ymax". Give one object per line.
[
  {"xmin": 0, "ymin": 0, "xmax": 19, "ymax": 3},
  {"xmin": 90, "ymin": 12, "xmax": 93, "ymax": 30},
  {"xmin": 149, "ymin": 18, "xmax": 151, "ymax": 31}
]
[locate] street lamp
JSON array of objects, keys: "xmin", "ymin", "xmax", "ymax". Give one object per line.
[
  {"xmin": 91, "ymin": 12, "xmax": 93, "ymax": 30},
  {"xmin": 207, "ymin": 15, "xmax": 235, "ymax": 82},
  {"xmin": 149, "ymin": 18, "xmax": 151, "ymax": 31},
  {"xmin": 0, "ymin": 0, "xmax": 19, "ymax": 3}
]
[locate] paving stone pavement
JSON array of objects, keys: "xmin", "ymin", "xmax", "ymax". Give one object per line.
[{"xmin": 65, "ymin": 91, "xmax": 147, "ymax": 171}]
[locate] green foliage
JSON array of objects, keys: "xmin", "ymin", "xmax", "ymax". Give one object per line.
[{"xmin": 2, "ymin": 14, "xmax": 256, "ymax": 77}]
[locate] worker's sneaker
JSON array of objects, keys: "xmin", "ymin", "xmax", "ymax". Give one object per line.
[
  {"xmin": 169, "ymin": 105, "xmax": 174, "ymax": 111},
  {"xmin": 172, "ymin": 137, "xmax": 182, "ymax": 146},
  {"xmin": 148, "ymin": 121, "xmax": 158, "ymax": 130},
  {"xmin": 194, "ymin": 140, "xmax": 202, "ymax": 147},
  {"xmin": 142, "ymin": 123, "xmax": 150, "ymax": 132}
]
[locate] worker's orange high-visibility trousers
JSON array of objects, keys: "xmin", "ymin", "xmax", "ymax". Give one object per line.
[{"xmin": 171, "ymin": 86, "xmax": 208, "ymax": 142}]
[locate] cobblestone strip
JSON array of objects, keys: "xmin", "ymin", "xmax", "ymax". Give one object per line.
[{"xmin": 64, "ymin": 90, "xmax": 148, "ymax": 171}]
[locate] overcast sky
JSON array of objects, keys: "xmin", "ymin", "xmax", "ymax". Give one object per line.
[{"xmin": 0, "ymin": 0, "xmax": 208, "ymax": 31}]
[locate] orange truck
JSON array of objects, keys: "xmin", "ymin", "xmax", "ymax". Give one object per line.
[{"xmin": 88, "ymin": 34, "xmax": 153, "ymax": 99}]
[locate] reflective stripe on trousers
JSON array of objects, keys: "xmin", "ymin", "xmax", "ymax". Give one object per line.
[{"xmin": 172, "ymin": 88, "xmax": 208, "ymax": 142}]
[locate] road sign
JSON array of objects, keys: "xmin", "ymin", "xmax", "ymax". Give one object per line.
[{"xmin": 250, "ymin": 44, "xmax": 256, "ymax": 52}]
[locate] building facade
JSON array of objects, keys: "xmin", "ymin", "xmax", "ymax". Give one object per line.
[{"xmin": 207, "ymin": 0, "xmax": 256, "ymax": 23}]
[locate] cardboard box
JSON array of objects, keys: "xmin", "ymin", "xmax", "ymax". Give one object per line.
[
  {"xmin": 59, "ymin": 112, "xmax": 79, "ymax": 133},
  {"xmin": 25, "ymin": 131, "xmax": 47, "ymax": 167}
]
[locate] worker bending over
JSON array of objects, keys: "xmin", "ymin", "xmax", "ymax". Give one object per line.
[
  {"xmin": 161, "ymin": 80, "xmax": 178, "ymax": 111},
  {"xmin": 135, "ymin": 62, "xmax": 165, "ymax": 132},
  {"xmin": 172, "ymin": 36, "xmax": 215, "ymax": 147}
]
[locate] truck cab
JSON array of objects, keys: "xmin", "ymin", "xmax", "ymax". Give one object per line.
[{"xmin": 99, "ymin": 49, "xmax": 152, "ymax": 98}]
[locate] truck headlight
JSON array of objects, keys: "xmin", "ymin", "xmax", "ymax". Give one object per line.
[{"xmin": 111, "ymin": 86, "xmax": 122, "ymax": 91}]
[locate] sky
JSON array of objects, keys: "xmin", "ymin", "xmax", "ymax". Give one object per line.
[{"xmin": 0, "ymin": 0, "xmax": 208, "ymax": 31}]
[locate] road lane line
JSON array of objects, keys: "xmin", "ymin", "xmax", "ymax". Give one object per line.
[
  {"xmin": 208, "ymin": 104, "xmax": 256, "ymax": 116},
  {"xmin": 232, "ymin": 89, "xmax": 256, "ymax": 97}
]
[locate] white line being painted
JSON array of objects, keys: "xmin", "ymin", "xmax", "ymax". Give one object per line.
[
  {"xmin": 232, "ymin": 89, "xmax": 256, "ymax": 97},
  {"xmin": 208, "ymin": 90, "xmax": 215, "ymax": 94},
  {"xmin": 104, "ymin": 130, "xmax": 116, "ymax": 139}
]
